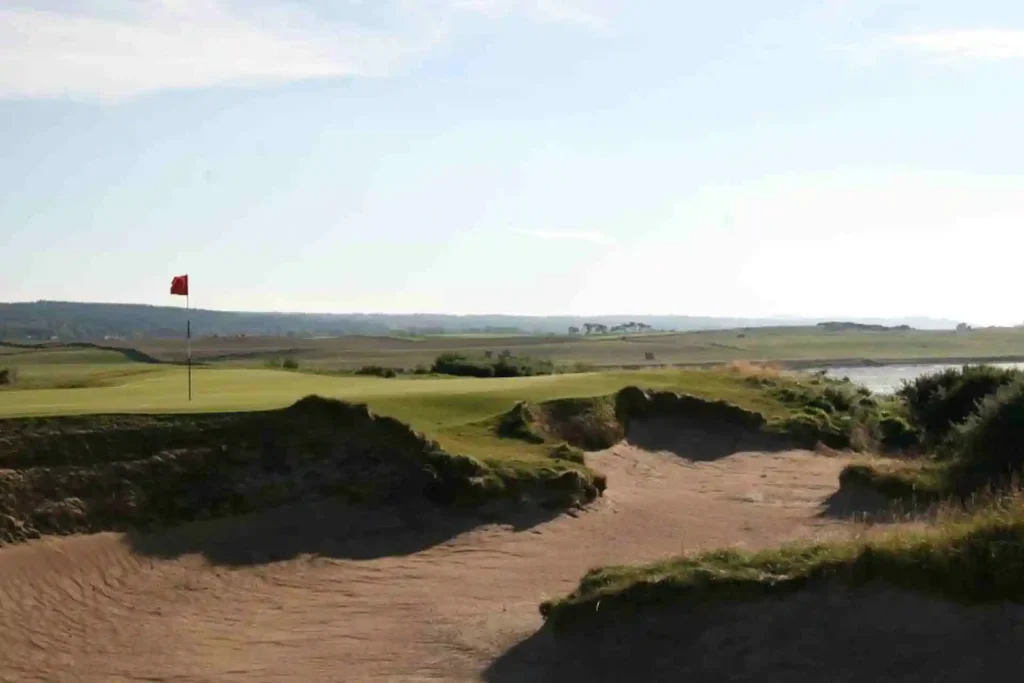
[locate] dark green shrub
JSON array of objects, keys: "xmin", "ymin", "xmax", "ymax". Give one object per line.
[
  {"xmin": 897, "ymin": 365, "xmax": 1023, "ymax": 445},
  {"xmin": 431, "ymin": 353, "xmax": 556, "ymax": 378},
  {"xmin": 876, "ymin": 414, "xmax": 919, "ymax": 451},
  {"xmin": 354, "ymin": 365, "xmax": 398, "ymax": 378},
  {"xmin": 281, "ymin": 356, "xmax": 300, "ymax": 370},
  {"xmin": 955, "ymin": 380, "xmax": 1024, "ymax": 479},
  {"xmin": 0, "ymin": 368, "xmax": 15, "ymax": 386},
  {"xmin": 822, "ymin": 385, "xmax": 856, "ymax": 412},
  {"xmin": 431, "ymin": 353, "xmax": 494, "ymax": 378},
  {"xmin": 494, "ymin": 356, "xmax": 556, "ymax": 377}
]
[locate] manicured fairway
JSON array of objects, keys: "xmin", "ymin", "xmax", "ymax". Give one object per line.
[{"xmin": 0, "ymin": 366, "xmax": 759, "ymax": 419}]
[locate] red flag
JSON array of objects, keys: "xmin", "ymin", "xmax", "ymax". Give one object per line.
[{"xmin": 170, "ymin": 275, "xmax": 189, "ymax": 296}]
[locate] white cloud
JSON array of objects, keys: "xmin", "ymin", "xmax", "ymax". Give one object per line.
[
  {"xmin": 0, "ymin": 0, "xmax": 612, "ymax": 103},
  {"xmin": 515, "ymin": 229, "xmax": 617, "ymax": 245},
  {"xmin": 879, "ymin": 29, "xmax": 1024, "ymax": 63},
  {"xmin": 0, "ymin": 1, "xmax": 444, "ymax": 102},
  {"xmin": 452, "ymin": 0, "xmax": 611, "ymax": 30}
]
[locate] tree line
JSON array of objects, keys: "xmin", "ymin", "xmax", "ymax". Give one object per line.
[{"xmin": 567, "ymin": 322, "xmax": 656, "ymax": 335}]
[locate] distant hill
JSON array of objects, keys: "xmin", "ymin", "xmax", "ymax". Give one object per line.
[
  {"xmin": 0, "ymin": 300, "xmax": 962, "ymax": 342},
  {"xmin": 815, "ymin": 321, "xmax": 913, "ymax": 332}
]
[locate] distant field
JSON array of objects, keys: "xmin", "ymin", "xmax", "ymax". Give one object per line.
[
  {"xmin": 4, "ymin": 327, "xmax": 1024, "ymax": 396},
  {"xmin": 73, "ymin": 326, "xmax": 1024, "ymax": 371}
]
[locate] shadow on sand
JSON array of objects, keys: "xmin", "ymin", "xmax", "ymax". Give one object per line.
[
  {"xmin": 815, "ymin": 480, "xmax": 925, "ymax": 524},
  {"xmin": 125, "ymin": 498, "xmax": 564, "ymax": 566},
  {"xmin": 482, "ymin": 588, "xmax": 1024, "ymax": 683},
  {"xmin": 623, "ymin": 417, "xmax": 792, "ymax": 462}
]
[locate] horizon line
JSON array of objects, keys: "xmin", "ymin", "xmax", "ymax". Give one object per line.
[{"xmin": 0, "ymin": 299, "xmax": 966, "ymax": 322}]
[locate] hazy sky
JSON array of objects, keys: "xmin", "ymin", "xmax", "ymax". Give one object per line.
[{"xmin": 2, "ymin": 1, "xmax": 1023, "ymax": 324}]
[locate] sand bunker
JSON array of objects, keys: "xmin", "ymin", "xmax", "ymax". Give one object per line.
[{"xmin": 0, "ymin": 413, "xmax": 880, "ymax": 682}]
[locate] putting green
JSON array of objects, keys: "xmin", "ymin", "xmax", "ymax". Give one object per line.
[{"xmin": 0, "ymin": 365, "xmax": 775, "ymax": 422}]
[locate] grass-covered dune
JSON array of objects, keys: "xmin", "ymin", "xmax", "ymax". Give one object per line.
[
  {"xmin": 0, "ymin": 395, "xmax": 604, "ymax": 545},
  {"xmin": 487, "ymin": 365, "xmax": 911, "ymax": 460},
  {"xmin": 541, "ymin": 494, "xmax": 1024, "ymax": 629}
]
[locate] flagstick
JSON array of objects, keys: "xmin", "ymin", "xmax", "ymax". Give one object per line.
[{"xmin": 187, "ymin": 292, "xmax": 192, "ymax": 402}]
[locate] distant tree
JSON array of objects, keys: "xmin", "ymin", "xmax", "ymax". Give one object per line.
[
  {"xmin": 483, "ymin": 350, "xmax": 494, "ymax": 359},
  {"xmin": 593, "ymin": 323, "xmax": 608, "ymax": 335},
  {"xmin": 568, "ymin": 326, "xmax": 580, "ymax": 335},
  {"xmin": 0, "ymin": 368, "xmax": 14, "ymax": 386},
  {"xmin": 583, "ymin": 323, "xmax": 594, "ymax": 335},
  {"xmin": 956, "ymin": 322, "xmax": 972, "ymax": 332},
  {"xmin": 644, "ymin": 352, "xmax": 655, "ymax": 361}
]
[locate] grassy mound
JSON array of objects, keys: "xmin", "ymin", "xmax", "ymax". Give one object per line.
[
  {"xmin": 493, "ymin": 375, "xmax": 897, "ymax": 457},
  {"xmin": 752, "ymin": 374, "xmax": 915, "ymax": 452},
  {"xmin": 839, "ymin": 459, "xmax": 951, "ymax": 503},
  {"xmin": 494, "ymin": 388, "xmax": 768, "ymax": 454},
  {"xmin": 0, "ymin": 395, "xmax": 603, "ymax": 545},
  {"xmin": 495, "ymin": 397, "xmax": 623, "ymax": 451},
  {"xmin": 615, "ymin": 386, "xmax": 766, "ymax": 430},
  {"xmin": 541, "ymin": 497, "xmax": 1024, "ymax": 629}
]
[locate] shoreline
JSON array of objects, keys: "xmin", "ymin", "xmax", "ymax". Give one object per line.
[
  {"xmin": 780, "ymin": 355, "xmax": 1024, "ymax": 370},
  {"xmin": 613, "ymin": 355, "xmax": 1024, "ymax": 372}
]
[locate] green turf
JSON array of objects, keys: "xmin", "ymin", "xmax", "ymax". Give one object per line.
[
  {"xmin": 0, "ymin": 363, "xmax": 810, "ymax": 467},
  {"xmin": 0, "ymin": 366, "xmax": 767, "ymax": 419},
  {"xmin": 0, "ymin": 347, "xmax": 162, "ymax": 389}
]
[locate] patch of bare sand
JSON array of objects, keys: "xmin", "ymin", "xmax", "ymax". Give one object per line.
[{"xmin": 0, "ymin": 422, "xmax": 884, "ymax": 682}]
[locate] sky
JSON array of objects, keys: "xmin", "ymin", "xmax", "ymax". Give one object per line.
[{"xmin": 2, "ymin": 0, "xmax": 1024, "ymax": 325}]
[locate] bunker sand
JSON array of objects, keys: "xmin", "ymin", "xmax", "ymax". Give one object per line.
[{"xmin": 0, "ymin": 423, "xmax": 863, "ymax": 682}]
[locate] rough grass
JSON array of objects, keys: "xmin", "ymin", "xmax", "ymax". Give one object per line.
[
  {"xmin": 541, "ymin": 493, "xmax": 1024, "ymax": 628},
  {"xmin": 839, "ymin": 459, "xmax": 951, "ymax": 503},
  {"xmin": 494, "ymin": 397, "xmax": 624, "ymax": 451}
]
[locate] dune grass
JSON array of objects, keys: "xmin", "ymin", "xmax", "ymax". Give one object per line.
[
  {"xmin": 541, "ymin": 493, "xmax": 1024, "ymax": 628},
  {"xmin": 839, "ymin": 459, "xmax": 952, "ymax": 502}
]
